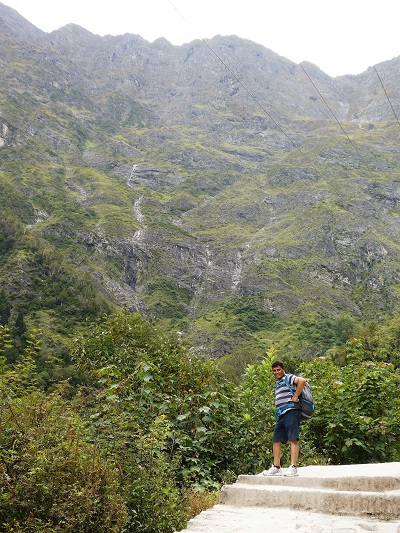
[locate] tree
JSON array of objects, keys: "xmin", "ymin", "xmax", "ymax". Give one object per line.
[{"xmin": 71, "ymin": 310, "xmax": 232, "ymax": 531}]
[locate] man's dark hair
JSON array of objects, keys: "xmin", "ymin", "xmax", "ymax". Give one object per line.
[{"xmin": 271, "ymin": 360, "xmax": 285, "ymax": 369}]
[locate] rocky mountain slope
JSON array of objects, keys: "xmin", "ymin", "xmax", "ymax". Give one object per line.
[{"xmin": 1, "ymin": 2, "xmax": 400, "ymax": 371}]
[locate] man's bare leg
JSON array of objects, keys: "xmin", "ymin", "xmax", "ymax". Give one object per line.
[
  {"xmin": 290, "ymin": 439, "xmax": 299, "ymax": 465},
  {"xmin": 273, "ymin": 442, "xmax": 282, "ymax": 466}
]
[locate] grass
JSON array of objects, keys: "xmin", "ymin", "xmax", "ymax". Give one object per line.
[{"xmin": 182, "ymin": 488, "xmax": 220, "ymax": 520}]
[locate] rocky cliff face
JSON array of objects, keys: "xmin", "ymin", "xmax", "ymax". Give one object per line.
[{"xmin": 1, "ymin": 2, "xmax": 400, "ymax": 363}]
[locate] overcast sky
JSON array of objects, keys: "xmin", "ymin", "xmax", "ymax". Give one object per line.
[{"xmin": 3, "ymin": 0, "xmax": 399, "ymax": 77}]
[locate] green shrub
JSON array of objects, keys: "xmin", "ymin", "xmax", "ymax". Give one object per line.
[
  {"xmin": 0, "ymin": 387, "xmax": 127, "ymax": 532},
  {"xmin": 299, "ymin": 357, "xmax": 400, "ymax": 464},
  {"xmin": 71, "ymin": 310, "xmax": 232, "ymax": 529},
  {"xmin": 121, "ymin": 416, "xmax": 187, "ymax": 533},
  {"xmin": 228, "ymin": 355, "xmax": 276, "ymax": 473}
]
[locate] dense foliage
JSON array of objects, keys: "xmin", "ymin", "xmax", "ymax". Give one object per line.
[
  {"xmin": 0, "ymin": 338, "xmax": 126, "ymax": 532},
  {"xmin": 70, "ymin": 311, "xmax": 235, "ymax": 488},
  {"xmin": 302, "ymin": 355, "xmax": 400, "ymax": 464},
  {"xmin": 1, "ymin": 310, "xmax": 400, "ymax": 532}
]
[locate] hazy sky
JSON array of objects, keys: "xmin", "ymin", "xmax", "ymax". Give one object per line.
[{"xmin": 3, "ymin": 0, "xmax": 399, "ymax": 77}]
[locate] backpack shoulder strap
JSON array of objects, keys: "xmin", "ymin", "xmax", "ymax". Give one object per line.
[{"xmin": 284, "ymin": 375, "xmax": 295, "ymax": 395}]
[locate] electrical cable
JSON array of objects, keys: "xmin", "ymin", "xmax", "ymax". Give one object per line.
[
  {"xmin": 166, "ymin": 0, "xmax": 400, "ymax": 184},
  {"xmin": 165, "ymin": 0, "xmax": 325, "ymax": 178},
  {"xmin": 299, "ymin": 64, "xmax": 365, "ymax": 161},
  {"xmin": 166, "ymin": 1, "xmax": 400, "ymax": 184},
  {"xmin": 374, "ymin": 66, "xmax": 400, "ymax": 129}
]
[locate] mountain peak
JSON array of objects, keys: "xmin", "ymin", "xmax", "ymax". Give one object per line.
[
  {"xmin": 52, "ymin": 23, "xmax": 96, "ymax": 37},
  {"xmin": 0, "ymin": 2, "xmax": 44, "ymax": 40}
]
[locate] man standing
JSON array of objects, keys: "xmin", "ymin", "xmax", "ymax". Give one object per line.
[{"xmin": 263, "ymin": 361, "xmax": 306, "ymax": 477}]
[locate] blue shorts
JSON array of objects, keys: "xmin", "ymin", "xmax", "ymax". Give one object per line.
[{"xmin": 273, "ymin": 408, "xmax": 301, "ymax": 443}]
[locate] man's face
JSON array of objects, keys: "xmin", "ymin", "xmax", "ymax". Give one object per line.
[{"xmin": 272, "ymin": 365, "xmax": 285, "ymax": 381}]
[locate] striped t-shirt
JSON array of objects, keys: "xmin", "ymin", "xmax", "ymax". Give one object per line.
[{"xmin": 275, "ymin": 373, "xmax": 297, "ymax": 411}]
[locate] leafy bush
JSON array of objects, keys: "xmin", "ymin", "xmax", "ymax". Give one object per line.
[
  {"xmin": 365, "ymin": 316, "xmax": 400, "ymax": 367},
  {"xmin": 71, "ymin": 310, "xmax": 234, "ymax": 529},
  {"xmin": 121, "ymin": 416, "xmax": 187, "ymax": 533},
  {"xmin": 0, "ymin": 388, "xmax": 127, "ymax": 532},
  {"xmin": 228, "ymin": 355, "xmax": 276, "ymax": 473},
  {"xmin": 298, "ymin": 357, "xmax": 400, "ymax": 464}
]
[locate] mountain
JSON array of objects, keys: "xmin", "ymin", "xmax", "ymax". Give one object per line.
[{"xmin": 1, "ymin": 2, "xmax": 400, "ymax": 374}]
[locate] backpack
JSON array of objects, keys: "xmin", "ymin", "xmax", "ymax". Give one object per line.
[{"xmin": 281, "ymin": 375, "xmax": 315, "ymax": 422}]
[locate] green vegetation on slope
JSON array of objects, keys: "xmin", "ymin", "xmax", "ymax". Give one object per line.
[{"xmin": 1, "ymin": 310, "xmax": 400, "ymax": 532}]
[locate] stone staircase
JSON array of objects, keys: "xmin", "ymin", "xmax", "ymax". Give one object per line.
[
  {"xmin": 220, "ymin": 462, "xmax": 400, "ymax": 519},
  {"xmin": 177, "ymin": 463, "xmax": 400, "ymax": 532}
]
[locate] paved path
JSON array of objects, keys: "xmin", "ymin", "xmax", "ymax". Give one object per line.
[{"xmin": 180, "ymin": 505, "xmax": 400, "ymax": 532}]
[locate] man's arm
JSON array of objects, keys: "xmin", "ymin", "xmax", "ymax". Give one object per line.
[{"xmin": 292, "ymin": 376, "xmax": 306, "ymax": 402}]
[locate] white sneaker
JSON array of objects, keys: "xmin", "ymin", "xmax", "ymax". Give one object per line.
[
  {"xmin": 284, "ymin": 464, "xmax": 298, "ymax": 477},
  {"xmin": 262, "ymin": 465, "xmax": 282, "ymax": 476}
]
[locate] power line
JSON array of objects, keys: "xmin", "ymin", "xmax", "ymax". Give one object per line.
[
  {"xmin": 299, "ymin": 64, "xmax": 365, "ymax": 162},
  {"xmin": 374, "ymin": 66, "xmax": 400, "ymax": 129},
  {"xmin": 166, "ymin": 0, "xmax": 398, "ymax": 181},
  {"xmin": 165, "ymin": 0, "xmax": 325, "ymax": 178}
]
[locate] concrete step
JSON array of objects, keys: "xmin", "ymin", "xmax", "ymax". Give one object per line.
[
  {"xmin": 176, "ymin": 463, "xmax": 400, "ymax": 532},
  {"xmin": 237, "ymin": 463, "xmax": 400, "ymax": 492},
  {"xmin": 221, "ymin": 483, "xmax": 400, "ymax": 519},
  {"xmin": 220, "ymin": 462, "xmax": 400, "ymax": 520}
]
